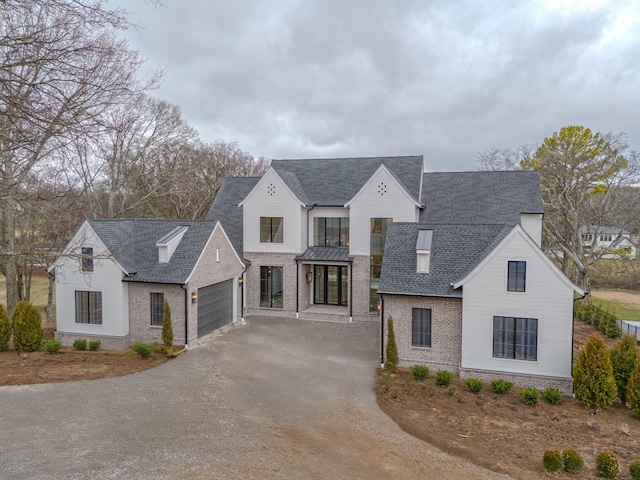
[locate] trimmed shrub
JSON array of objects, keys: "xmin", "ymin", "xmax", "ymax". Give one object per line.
[
  {"xmin": 490, "ymin": 379, "xmax": 513, "ymax": 394},
  {"xmin": 544, "ymin": 387, "xmax": 563, "ymax": 405},
  {"xmin": 627, "ymin": 360, "xmax": 640, "ymax": 417},
  {"xmin": 596, "ymin": 450, "xmax": 620, "ymax": 479},
  {"xmin": 573, "ymin": 334, "xmax": 617, "ymax": 410},
  {"xmin": 520, "ymin": 388, "xmax": 540, "ymax": 406},
  {"xmin": 385, "ymin": 317, "xmax": 399, "ymax": 374},
  {"xmin": 447, "ymin": 385, "xmax": 457, "ymax": 396},
  {"xmin": 629, "ymin": 460, "xmax": 640, "ymax": 480},
  {"xmin": 562, "ymin": 448, "xmax": 584, "ymax": 474},
  {"xmin": 161, "ymin": 300, "xmax": 173, "ymax": 351},
  {"xmin": 12, "ymin": 301, "xmax": 43, "ymax": 352},
  {"xmin": 0, "ymin": 303, "xmax": 11, "ymax": 351},
  {"xmin": 73, "ymin": 339, "xmax": 87, "ymax": 351},
  {"xmin": 610, "ymin": 335, "xmax": 638, "ymax": 404},
  {"xmin": 42, "ymin": 338, "xmax": 61, "ymax": 354},
  {"xmin": 435, "ymin": 370, "xmax": 454, "ymax": 386},
  {"xmin": 574, "ymin": 302, "xmax": 621, "ymax": 338},
  {"xmin": 465, "ymin": 378, "xmax": 484, "ymax": 393},
  {"xmin": 88, "ymin": 340, "xmax": 101, "ymax": 351},
  {"xmin": 543, "ymin": 450, "xmax": 563, "ymax": 472},
  {"xmin": 410, "ymin": 365, "xmax": 429, "ymax": 380},
  {"xmin": 131, "ymin": 342, "xmax": 154, "ymax": 358}
]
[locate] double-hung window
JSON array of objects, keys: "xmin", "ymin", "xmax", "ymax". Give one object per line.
[
  {"xmin": 260, "ymin": 217, "xmax": 283, "ymax": 243},
  {"xmin": 493, "ymin": 316, "xmax": 537, "ymax": 361},
  {"xmin": 150, "ymin": 293, "xmax": 164, "ymax": 326},
  {"xmin": 75, "ymin": 291, "xmax": 103, "ymax": 324},
  {"xmin": 81, "ymin": 247, "xmax": 94, "ymax": 272},
  {"xmin": 411, "ymin": 308, "xmax": 432, "ymax": 347},
  {"xmin": 507, "ymin": 261, "xmax": 526, "ymax": 292}
]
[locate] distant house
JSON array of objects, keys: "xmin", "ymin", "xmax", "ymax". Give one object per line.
[
  {"xmin": 581, "ymin": 226, "xmax": 636, "ymax": 260},
  {"xmin": 51, "ymin": 219, "xmax": 244, "ymax": 348}
]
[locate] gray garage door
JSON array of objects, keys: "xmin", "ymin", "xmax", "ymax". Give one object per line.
[{"xmin": 197, "ymin": 279, "xmax": 233, "ymax": 337}]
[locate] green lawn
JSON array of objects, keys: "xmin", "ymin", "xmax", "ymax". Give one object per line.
[
  {"xmin": 0, "ymin": 276, "xmax": 54, "ymax": 319},
  {"xmin": 591, "ymin": 297, "xmax": 640, "ymax": 321}
]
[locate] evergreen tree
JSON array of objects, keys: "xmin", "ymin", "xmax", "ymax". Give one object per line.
[
  {"xmin": 610, "ymin": 335, "xmax": 638, "ymax": 404},
  {"xmin": 627, "ymin": 359, "xmax": 640, "ymax": 417},
  {"xmin": 12, "ymin": 301, "xmax": 43, "ymax": 353},
  {"xmin": 0, "ymin": 304, "xmax": 11, "ymax": 351},
  {"xmin": 161, "ymin": 300, "xmax": 173, "ymax": 352},
  {"xmin": 385, "ymin": 316, "xmax": 399, "ymax": 373},
  {"xmin": 573, "ymin": 334, "xmax": 617, "ymax": 411}
]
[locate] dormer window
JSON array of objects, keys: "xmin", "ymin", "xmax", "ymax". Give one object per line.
[
  {"xmin": 156, "ymin": 225, "xmax": 189, "ymax": 263},
  {"xmin": 416, "ymin": 229, "xmax": 433, "ymax": 273}
]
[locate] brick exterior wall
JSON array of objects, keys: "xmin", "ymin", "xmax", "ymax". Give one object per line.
[
  {"xmin": 128, "ymin": 283, "xmax": 186, "ymax": 345},
  {"xmin": 459, "ymin": 368, "xmax": 573, "ymax": 396},
  {"xmin": 382, "ymin": 295, "xmax": 462, "ymax": 372},
  {"xmin": 244, "ymin": 252, "xmax": 298, "ymax": 316},
  {"xmin": 351, "ymin": 255, "xmax": 377, "ymax": 322}
]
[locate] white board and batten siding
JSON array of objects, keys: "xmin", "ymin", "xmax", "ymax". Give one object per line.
[
  {"xmin": 54, "ymin": 222, "xmax": 129, "ymax": 338},
  {"xmin": 348, "ymin": 166, "xmax": 420, "ymax": 256},
  {"xmin": 459, "ymin": 227, "xmax": 577, "ymax": 379},
  {"xmin": 242, "ymin": 168, "xmax": 304, "ymax": 254}
]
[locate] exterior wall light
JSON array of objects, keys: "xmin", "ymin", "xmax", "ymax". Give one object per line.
[
  {"xmin": 306, "ymin": 271, "xmax": 313, "ymax": 283},
  {"xmin": 191, "ymin": 292, "xmax": 197, "ymax": 303}
]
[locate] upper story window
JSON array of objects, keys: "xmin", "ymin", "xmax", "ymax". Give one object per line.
[
  {"xmin": 600, "ymin": 233, "xmax": 613, "ymax": 242},
  {"xmin": 314, "ymin": 217, "xmax": 349, "ymax": 247},
  {"xmin": 81, "ymin": 247, "xmax": 94, "ymax": 272},
  {"xmin": 507, "ymin": 261, "xmax": 526, "ymax": 292},
  {"xmin": 260, "ymin": 217, "xmax": 283, "ymax": 243}
]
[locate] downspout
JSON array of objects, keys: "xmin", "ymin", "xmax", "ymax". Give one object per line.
[
  {"xmin": 380, "ymin": 294, "xmax": 385, "ymax": 367},
  {"xmin": 300, "ymin": 204, "xmax": 318, "ymax": 319},
  {"xmin": 571, "ymin": 291, "xmax": 588, "ymax": 394},
  {"xmin": 240, "ymin": 265, "xmax": 247, "ymax": 323},
  {"xmin": 349, "ymin": 261, "xmax": 353, "ymax": 322},
  {"xmin": 181, "ymin": 284, "xmax": 189, "ymax": 348}
]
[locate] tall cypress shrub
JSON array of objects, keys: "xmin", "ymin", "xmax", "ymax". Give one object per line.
[
  {"xmin": 573, "ymin": 334, "xmax": 617, "ymax": 411},
  {"xmin": 385, "ymin": 316, "xmax": 399, "ymax": 373},
  {"xmin": 627, "ymin": 360, "xmax": 640, "ymax": 417},
  {"xmin": 610, "ymin": 335, "xmax": 638, "ymax": 404},
  {"xmin": 161, "ymin": 300, "xmax": 173, "ymax": 352},
  {"xmin": 12, "ymin": 301, "xmax": 43, "ymax": 353},
  {"xmin": 0, "ymin": 304, "xmax": 11, "ymax": 351}
]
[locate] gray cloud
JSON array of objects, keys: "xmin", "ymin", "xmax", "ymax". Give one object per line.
[{"xmin": 115, "ymin": 0, "xmax": 640, "ymax": 170}]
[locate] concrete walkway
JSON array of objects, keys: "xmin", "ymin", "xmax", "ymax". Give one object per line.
[{"xmin": 0, "ymin": 316, "xmax": 510, "ymax": 479}]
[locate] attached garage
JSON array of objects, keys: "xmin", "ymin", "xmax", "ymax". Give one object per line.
[{"xmin": 197, "ymin": 279, "xmax": 234, "ymax": 337}]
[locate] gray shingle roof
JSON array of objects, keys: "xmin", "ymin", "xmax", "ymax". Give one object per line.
[
  {"xmin": 89, "ymin": 219, "xmax": 217, "ymax": 284},
  {"xmin": 378, "ymin": 223, "xmax": 513, "ymax": 297},
  {"xmin": 420, "ymin": 170, "xmax": 543, "ymax": 224},
  {"xmin": 271, "ymin": 155, "xmax": 423, "ymax": 206},
  {"xmin": 205, "ymin": 177, "xmax": 260, "ymax": 254}
]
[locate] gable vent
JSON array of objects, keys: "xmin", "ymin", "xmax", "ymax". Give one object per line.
[
  {"xmin": 267, "ymin": 183, "xmax": 276, "ymax": 196},
  {"xmin": 377, "ymin": 182, "xmax": 387, "ymax": 195}
]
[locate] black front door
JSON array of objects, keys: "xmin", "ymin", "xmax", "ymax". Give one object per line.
[{"xmin": 314, "ymin": 265, "xmax": 348, "ymax": 306}]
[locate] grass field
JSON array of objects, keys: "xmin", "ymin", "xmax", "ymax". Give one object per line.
[
  {"xmin": 0, "ymin": 276, "xmax": 54, "ymax": 320},
  {"xmin": 591, "ymin": 289, "xmax": 640, "ymax": 320}
]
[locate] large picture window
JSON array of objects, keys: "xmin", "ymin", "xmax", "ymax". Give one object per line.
[
  {"xmin": 314, "ymin": 217, "xmax": 349, "ymax": 247},
  {"xmin": 81, "ymin": 247, "xmax": 94, "ymax": 272},
  {"xmin": 493, "ymin": 316, "xmax": 537, "ymax": 361},
  {"xmin": 507, "ymin": 261, "xmax": 526, "ymax": 292},
  {"xmin": 150, "ymin": 293, "xmax": 164, "ymax": 326},
  {"xmin": 260, "ymin": 266, "xmax": 283, "ymax": 308},
  {"xmin": 260, "ymin": 217, "xmax": 283, "ymax": 243},
  {"xmin": 412, "ymin": 308, "xmax": 432, "ymax": 347},
  {"xmin": 75, "ymin": 291, "xmax": 103, "ymax": 324}
]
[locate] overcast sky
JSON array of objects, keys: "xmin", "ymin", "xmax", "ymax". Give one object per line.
[{"xmin": 112, "ymin": 0, "xmax": 640, "ymax": 171}]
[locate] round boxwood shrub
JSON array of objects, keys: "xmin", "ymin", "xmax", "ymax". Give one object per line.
[
  {"xmin": 562, "ymin": 448, "xmax": 584, "ymax": 474},
  {"xmin": 88, "ymin": 340, "xmax": 101, "ymax": 351},
  {"xmin": 0, "ymin": 303, "xmax": 11, "ymax": 352},
  {"xmin": 12, "ymin": 301, "xmax": 43, "ymax": 352},
  {"xmin": 490, "ymin": 379, "xmax": 513, "ymax": 394},
  {"xmin": 596, "ymin": 450, "xmax": 620, "ymax": 479},
  {"xmin": 42, "ymin": 338, "xmax": 61, "ymax": 354},
  {"xmin": 520, "ymin": 388, "xmax": 540, "ymax": 406},
  {"xmin": 543, "ymin": 450, "xmax": 563, "ymax": 472},
  {"xmin": 73, "ymin": 339, "xmax": 87, "ymax": 351},
  {"xmin": 544, "ymin": 387, "xmax": 563, "ymax": 405},
  {"xmin": 410, "ymin": 365, "xmax": 429, "ymax": 380},
  {"xmin": 465, "ymin": 378, "xmax": 483, "ymax": 393},
  {"xmin": 435, "ymin": 370, "xmax": 454, "ymax": 386},
  {"xmin": 131, "ymin": 342, "xmax": 154, "ymax": 358},
  {"xmin": 629, "ymin": 460, "xmax": 640, "ymax": 480}
]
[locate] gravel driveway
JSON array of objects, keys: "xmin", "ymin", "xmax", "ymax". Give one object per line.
[{"xmin": 0, "ymin": 316, "xmax": 511, "ymax": 479}]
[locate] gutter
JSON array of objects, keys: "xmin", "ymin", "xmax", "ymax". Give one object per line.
[
  {"xmin": 380, "ymin": 294, "xmax": 385, "ymax": 367},
  {"xmin": 570, "ymin": 291, "xmax": 589, "ymax": 394},
  {"xmin": 240, "ymin": 265, "xmax": 247, "ymax": 323},
  {"xmin": 181, "ymin": 284, "xmax": 189, "ymax": 348}
]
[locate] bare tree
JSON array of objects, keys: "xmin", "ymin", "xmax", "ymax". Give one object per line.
[{"xmin": 0, "ymin": 0, "xmax": 158, "ymax": 313}]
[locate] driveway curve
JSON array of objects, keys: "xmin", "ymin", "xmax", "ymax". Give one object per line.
[{"xmin": 0, "ymin": 316, "xmax": 511, "ymax": 479}]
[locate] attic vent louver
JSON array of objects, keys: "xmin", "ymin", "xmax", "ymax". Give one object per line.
[
  {"xmin": 267, "ymin": 183, "xmax": 276, "ymax": 196},
  {"xmin": 156, "ymin": 225, "xmax": 189, "ymax": 264},
  {"xmin": 377, "ymin": 182, "xmax": 387, "ymax": 195},
  {"xmin": 416, "ymin": 229, "xmax": 433, "ymax": 273}
]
